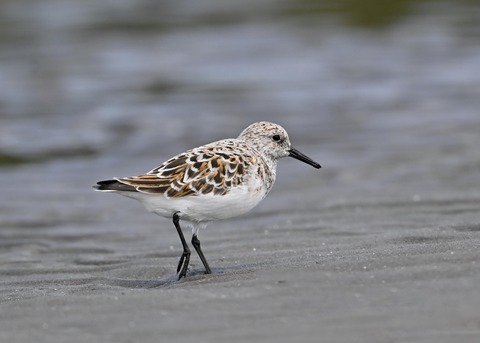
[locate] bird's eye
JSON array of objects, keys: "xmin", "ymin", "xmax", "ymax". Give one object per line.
[{"xmin": 272, "ymin": 134, "xmax": 281, "ymax": 142}]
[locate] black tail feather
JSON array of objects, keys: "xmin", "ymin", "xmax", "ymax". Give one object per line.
[{"xmin": 93, "ymin": 179, "xmax": 136, "ymax": 192}]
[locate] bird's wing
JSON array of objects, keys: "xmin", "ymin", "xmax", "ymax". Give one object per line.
[{"xmin": 116, "ymin": 142, "xmax": 254, "ymax": 198}]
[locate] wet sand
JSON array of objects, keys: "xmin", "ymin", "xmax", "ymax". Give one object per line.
[
  {"xmin": 2, "ymin": 125, "xmax": 480, "ymax": 343},
  {"xmin": 2, "ymin": 201, "xmax": 480, "ymax": 343}
]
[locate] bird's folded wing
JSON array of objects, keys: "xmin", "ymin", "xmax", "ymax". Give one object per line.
[{"xmin": 117, "ymin": 149, "xmax": 251, "ymax": 198}]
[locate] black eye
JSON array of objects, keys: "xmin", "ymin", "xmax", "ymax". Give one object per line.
[{"xmin": 272, "ymin": 134, "xmax": 281, "ymax": 142}]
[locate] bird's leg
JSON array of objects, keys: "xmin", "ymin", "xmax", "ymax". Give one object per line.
[
  {"xmin": 191, "ymin": 234, "xmax": 212, "ymax": 274},
  {"xmin": 173, "ymin": 212, "xmax": 190, "ymax": 279}
]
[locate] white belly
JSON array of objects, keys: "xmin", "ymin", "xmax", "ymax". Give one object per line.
[{"xmin": 118, "ymin": 184, "xmax": 267, "ymax": 222}]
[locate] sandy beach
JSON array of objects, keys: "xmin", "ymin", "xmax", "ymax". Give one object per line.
[{"xmin": 2, "ymin": 118, "xmax": 480, "ymax": 342}]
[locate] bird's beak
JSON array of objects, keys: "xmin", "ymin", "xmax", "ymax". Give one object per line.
[{"xmin": 288, "ymin": 148, "xmax": 321, "ymax": 169}]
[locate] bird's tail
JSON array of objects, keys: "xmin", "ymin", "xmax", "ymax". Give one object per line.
[{"xmin": 93, "ymin": 179, "xmax": 136, "ymax": 192}]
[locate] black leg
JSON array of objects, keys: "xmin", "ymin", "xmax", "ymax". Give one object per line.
[
  {"xmin": 192, "ymin": 234, "xmax": 212, "ymax": 274},
  {"xmin": 173, "ymin": 212, "xmax": 190, "ymax": 279}
]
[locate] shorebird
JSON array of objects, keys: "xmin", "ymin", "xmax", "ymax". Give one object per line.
[{"xmin": 94, "ymin": 121, "xmax": 321, "ymax": 279}]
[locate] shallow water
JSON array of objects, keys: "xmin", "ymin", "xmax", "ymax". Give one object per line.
[{"xmin": 1, "ymin": 1, "xmax": 480, "ymax": 342}]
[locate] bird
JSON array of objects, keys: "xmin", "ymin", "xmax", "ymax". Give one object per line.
[{"xmin": 93, "ymin": 121, "xmax": 321, "ymax": 279}]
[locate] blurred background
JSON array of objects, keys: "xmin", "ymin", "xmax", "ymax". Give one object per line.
[
  {"xmin": 2, "ymin": 2, "xmax": 480, "ymax": 341},
  {"xmin": 1, "ymin": 0, "xmax": 480, "ymax": 267},
  {"xmin": 1, "ymin": 0, "xmax": 479, "ymax": 165}
]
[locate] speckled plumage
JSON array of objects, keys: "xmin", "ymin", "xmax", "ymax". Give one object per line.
[
  {"xmin": 94, "ymin": 121, "xmax": 321, "ymax": 279},
  {"xmin": 119, "ymin": 139, "xmax": 265, "ymax": 198}
]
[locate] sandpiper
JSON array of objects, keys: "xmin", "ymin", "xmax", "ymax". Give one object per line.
[{"xmin": 94, "ymin": 121, "xmax": 321, "ymax": 279}]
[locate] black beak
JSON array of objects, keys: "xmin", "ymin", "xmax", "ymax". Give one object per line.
[{"xmin": 288, "ymin": 148, "xmax": 321, "ymax": 169}]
